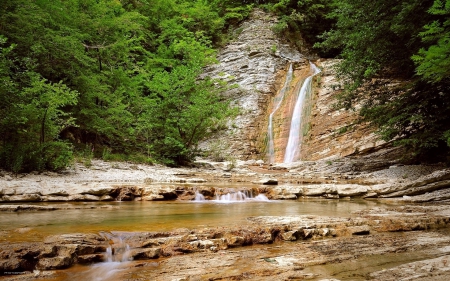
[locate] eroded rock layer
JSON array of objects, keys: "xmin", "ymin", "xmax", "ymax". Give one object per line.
[{"xmin": 299, "ymin": 60, "xmax": 386, "ymax": 161}]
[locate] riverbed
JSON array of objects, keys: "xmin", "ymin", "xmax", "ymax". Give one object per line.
[{"xmin": 0, "ymin": 199, "xmax": 386, "ymax": 243}]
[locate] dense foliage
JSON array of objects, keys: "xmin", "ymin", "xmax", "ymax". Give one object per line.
[
  {"xmin": 314, "ymin": 0, "xmax": 450, "ymax": 162},
  {"xmin": 1, "ymin": 0, "xmax": 449, "ymax": 171},
  {"xmin": 0, "ymin": 0, "xmax": 253, "ymax": 171}
]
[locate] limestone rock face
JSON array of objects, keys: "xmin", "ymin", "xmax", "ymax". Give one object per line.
[
  {"xmin": 298, "ymin": 60, "xmax": 386, "ymax": 161},
  {"xmin": 200, "ymin": 9, "xmax": 302, "ymax": 159}
]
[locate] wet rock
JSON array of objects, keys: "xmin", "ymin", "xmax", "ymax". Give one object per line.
[
  {"xmin": 227, "ymin": 236, "xmax": 245, "ymax": 247},
  {"xmin": 369, "ymin": 254, "xmax": 450, "ymax": 280},
  {"xmin": 142, "ymin": 194, "xmax": 164, "ymax": 201},
  {"xmin": 186, "ymin": 178, "xmax": 206, "ymax": 183},
  {"xmin": 273, "ymin": 194, "xmax": 297, "ymax": 200},
  {"xmin": 302, "ymin": 229, "xmax": 316, "ymax": 239},
  {"xmin": 349, "ymin": 225, "xmax": 370, "ymax": 235},
  {"xmin": 281, "ymin": 231, "xmax": 298, "ymax": 241},
  {"xmin": 77, "ymin": 253, "xmax": 104, "ymax": 264},
  {"xmin": 199, "ymin": 9, "xmax": 302, "ymax": 159},
  {"xmin": 142, "ymin": 238, "xmax": 167, "ymax": 248},
  {"xmin": 254, "ymin": 178, "xmax": 278, "ymax": 185},
  {"xmin": 100, "ymin": 194, "xmax": 114, "ymax": 201},
  {"xmin": 130, "ymin": 248, "xmax": 161, "ymax": 260},
  {"xmin": 39, "ymin": 246, "xmax": 57, "ymax": 258},
  {"xmin": 7, "ymin": 194, "xmax": 42, "ymax": 202},
  {"xmin": 110, "ymin": 186, "xmax": 142, "ymax": 201},
  {"xmin": 303, "ymin": 185, "xmax": 332, "ymax": 196},
  {"xmin": 0, "ymin": 257, "xmax": 30, "ymax": 272},
  {"xmin": 199, "ymin": 240, "xmax": 215, "ymax": 249},
  {"xmin": 45, "ymin": 233, "xmax": 105, "ymax": 245},
  {"xmin": 253, "ymin": 232, "xmax": 273, "ymax": 244},
  {"xmin": 336, "ymin": 185, "xmax": 368, "ymax": 196},
  {"xmin": 210, "ymin": 238, "xmax": 228, "ymax": 250},
  {"xmin": 36, "ymin": 256, "xmax": 73, "ymax": 270},
  {"xmin": 75, "ymin": 245, "xmax": 97, "ymax": 256},
  {"xmin": 268, "ymin": 185, "xmax": 302, "ymax": 199},
  {"xmin": 42, "ymin": 196, "xmax": 70, "ymax": 202}
]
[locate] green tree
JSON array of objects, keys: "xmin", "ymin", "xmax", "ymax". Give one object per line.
[
  {"xmin": 316, "ymin": 0, "xmax": 450, "ymax": 162},
  {"xmin": 0, "ymin": 36, "xmax": 78, "ymax": 172},
  {"xmin": 0, "ymin": 0, "xmax": 238, "ymax": 170},
  {"xmin": 140, "ymin": 64, "xmax": 233, "ymax": 165},
  {"xmin": 412, "ymin": 0, "xmax": 450, "ymax": 83}
]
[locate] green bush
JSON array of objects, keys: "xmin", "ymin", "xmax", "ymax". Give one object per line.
[{"xmin": 41, "ymin": 142, "xmax": 74, "ymax": 171}]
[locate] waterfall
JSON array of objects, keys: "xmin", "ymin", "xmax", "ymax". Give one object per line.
[
  {"xmin": 194, "ymin": 191, "xmax": 205, "ymax": 201},
  {"xmin": 268, "ymin": 63, "xmax": 293, "ymax": 163},
  {"xmin": 284, "ymin": 62, "xmax": 321, "ymax": 163},
  {"xmin": 81, "ymin": 236, "xmax": 132, "ymax": 281},
  {"xmin": 193, "ymin": 190, "xmax": 269, "ymax": 203}
]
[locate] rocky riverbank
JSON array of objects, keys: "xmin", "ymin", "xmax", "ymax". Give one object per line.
[
  {"xmin": 1, "ymin": 154, "xmax": 450, "ymax": 204},
  {"xmin": 1, "ymin": 158, "xmax": 450, "ymax": 280},
  {"xmin": 2, "ymin": 204, "xmax": 450, "ymax": 280}
]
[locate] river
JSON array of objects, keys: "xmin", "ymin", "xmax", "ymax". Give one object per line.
[{"xmin": 1, "ymin": 199, "xmax": 385, "ymax": 243}]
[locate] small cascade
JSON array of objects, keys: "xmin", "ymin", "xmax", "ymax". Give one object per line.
[
  {"xmin": 105, "ymin": 239, "xmax": 132, "ymax": 263},
  {"xmin": 81, "ymin": 236, "xmax": 132, "ymax": 281},
  {"xmin": 268, "ymin": 63, "xmax": 294, "ymax": 163},
  {"xmin": 215, "ymin": 190, "xmax": 269, "ymax": 203},
  {"xmin": 284, "ymin": 62, "xmax": 321, "ymax": 163},
  {"xmin": 194, "ymin": 191, "xmax": 205, "ymax": 202},
  {"xmin": 194, "ymin": 190, "xmax": 269, "ymax": 203}
]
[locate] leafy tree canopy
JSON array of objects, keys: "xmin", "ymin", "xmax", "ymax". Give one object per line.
[{"xmin": 0, "ymin": 0, "xmax": 240, "ymax": 171}]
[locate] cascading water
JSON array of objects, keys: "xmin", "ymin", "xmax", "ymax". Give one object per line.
[
  {"xmin": 81, "ymin": 236, "xmax": 132, "ymax": 281},
  {"xmin": 268, "ymin": 63, "xmax": 293, "ymax": 163},
  {"xmin": 284, "ymin": 62, "xmax": 321, "ymax": 163},
  {"xmin": 194, "ymin": 190, "xmax": 269, "ymax": 203}
]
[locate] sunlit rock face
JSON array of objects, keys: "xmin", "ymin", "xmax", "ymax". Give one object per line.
[
  {"xmin": 299, "ymin": 60, "xmax": 386, "ymax": 161},
  {"xmin": 199, "ymin": 9, "xmax": 303, "ymax": 160}
]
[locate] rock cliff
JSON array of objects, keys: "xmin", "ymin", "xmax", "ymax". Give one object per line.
[{"xmin": 201, "ymin": 9, "xmax": 387, "ymax": 163}]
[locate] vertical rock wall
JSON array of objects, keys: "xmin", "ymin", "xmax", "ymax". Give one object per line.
[{"xmin": 299, "ymin": 60, "xmax": 386, "ymax": 161}]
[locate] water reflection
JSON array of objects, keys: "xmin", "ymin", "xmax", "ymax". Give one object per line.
[{"xmin": 0, "ymin": 199, "xmax": 386, "ymax": 242}]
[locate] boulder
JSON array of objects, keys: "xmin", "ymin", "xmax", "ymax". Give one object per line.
[
  {"xmin": 226, "ymin": 236, "xmax": 245, "ymax": 247},
  {"xmin": 303, "ymin": 185, "xmax": 337, "ymax": 196},
  {"xmin": 198, "ymin": 240, "xmax": 215, "ymax": 249},
  {"xmin": 336, "ymin": 185, "xmax": 369, "ymax": 197},
  {"xmin": 281, "ymin": 231, "xmax": 298, "ymax": 241},
  {"xmin": 254, "ymin": 178, "xmax": 278, "ymax": 185},
  {"xmin": 77, "ymin": 254, "xmax": 104, "ymax": 264},
  {"xmin": 37, "ymin": 256, "xmax": 73, "ymax": 270},
  {"xmin": 130, "ymin": 248, "xmax": 161, "ymax": 260}
]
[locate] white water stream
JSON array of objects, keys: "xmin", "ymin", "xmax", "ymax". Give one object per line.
[
  {"xmin": 284, "ymin": 62, "xmax": 321, "ymax": 163},
  {"xmin": 268, "ymin": 63, "xmax": 293, "ymax": 163},
  {"xmin": 194, "ymin": 190, "xmax": 269, "ymax": 203}
]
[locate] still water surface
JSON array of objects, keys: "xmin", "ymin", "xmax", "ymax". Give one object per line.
[{"xmin": 1, "ymin": 199, "xmax": 387, "ymax": 242}]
